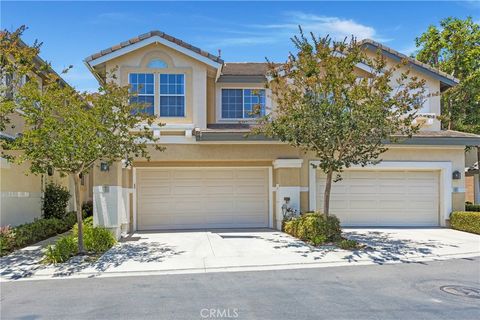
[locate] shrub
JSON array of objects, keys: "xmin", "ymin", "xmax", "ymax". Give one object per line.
[
  {"xmin": 72, "ymin": 219, "xmax": 116, "ymax": 254},
  {"xmin": 0, "ymin": 212, "xmax": 77, "ymax": 256},
  {"xmin": 82, "ymin": 200, "xmax": 93, "ymax": 217},
  {"xmin": 283, "ymin": 212, "xmax": 342, "ymax": 245},
  {"xmin": 44, "ymin": 235, "xmax": 78, "ymax": 263},
  {"xmin": 339, "ymin": 239, "xmax": 358, "ymax": 250},
  {"xmin": 43, "ymin": 182, "xmax": 71, "ymax": 219},
  {"xmin": 450, "ymin": 211, "xmax": 480, "ymax": 235},
  {"xmin": 465, "ymin": 203, "xmax": 480, "ymax": 212}
]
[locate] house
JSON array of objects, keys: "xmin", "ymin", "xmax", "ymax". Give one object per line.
[
  {"xmin": 84, "ymin": 30, "xmax": 480, "ymax": 237},
  {"xmin": 0, "ymin": 38, "xmax": 91, "ymax": 226}
]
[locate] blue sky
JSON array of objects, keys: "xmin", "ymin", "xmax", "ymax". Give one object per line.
[{"xmin": 2, "ymin": 1, "xmax": 478, "ymax": 92}]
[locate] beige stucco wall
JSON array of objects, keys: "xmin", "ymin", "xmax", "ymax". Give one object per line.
[{"xmin": 105, "ymin": 42, "xmax": 215, "ymax": 129}]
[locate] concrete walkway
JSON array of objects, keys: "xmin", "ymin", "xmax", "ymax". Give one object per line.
[{"xmin": 1, "ymin": 228, "xmax": 479, "ymax": 282}]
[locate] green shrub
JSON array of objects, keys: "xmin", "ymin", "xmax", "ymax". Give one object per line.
[
  {"xmin": 82, "ymin": 201, "xmax": 93, "ymax": 217},
  {"xmin": 450, "ymin": 211, "xmax": 480, "ymax": 235},
  {"xmin": 72, "ymin": 220, "xmax": 116, "ymax": 254},
  {"xmin": 339, "ymin": 239, "xmax": 358, "ymax": 250},
  {"xmin": 465, "ymin": 203, "xmax": 480, "ymax": 212},
  {"xmin": 44, "ymin": 235, "xmax": 78, "ymax": 263},
  {"xmin": 43, "ymin": 182, "xmax": 71, "ymax": 219},
  {"xmin": 0, "ymin": 212, "xmax": 77, "ymax": 256},
  {"xmin": 283, "ymin": 212, "xmax": 342, "ymax": 245}
]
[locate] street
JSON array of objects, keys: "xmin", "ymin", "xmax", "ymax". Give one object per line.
[{"xmin": 1, "ymin": 257, "xmax": 479, "ymax": 320}]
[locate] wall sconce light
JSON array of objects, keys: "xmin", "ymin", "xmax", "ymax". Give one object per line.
[
  {"xmin": 47, "ymin": 167, "xmax": 54, "ymax": 176},
  {"xmin": 452, "ymin": 170, "xmax": 461, "ymax": 180},
  {"xmin": 100, "ymin": 162, "xmax": 110, "ymax": 172}
]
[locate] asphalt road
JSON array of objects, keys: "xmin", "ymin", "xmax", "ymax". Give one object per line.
[{"xmin": 1, "ymin": 257, "xmax": 479, "ymax": 320}]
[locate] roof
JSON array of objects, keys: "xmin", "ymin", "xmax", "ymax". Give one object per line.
[
  {"xmin": 221, "ymin": 63, "xmax": 270, "ymax": 76},
  {"xmin": 359, "ymin": 39, "xmax": 459, "ymax": 87},
  {"xmin": 196, "ymin": 127, "xmax": 480, "ymax": 145},
  {"xmin": 84, "ymin": 30, "xmax": 223, "ymax": 65}
]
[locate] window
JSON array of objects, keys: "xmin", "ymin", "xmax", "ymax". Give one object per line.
[
  {"xmin": 160, "ymin": 74, "xmax": 185, "ymax": 117},
  {"xmin": 147, "ymin": 59, "xmax": 167, "ymax": 68},
  {"xmin": 129, "ymin": 73, "xmax": 154, "ymax": 115},
  {"xmin": 221, "ymin": 89, "xmax": 265, "ymax": 119}
]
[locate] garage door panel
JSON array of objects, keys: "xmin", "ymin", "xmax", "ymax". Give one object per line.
[
  {"xmin": 316, "ymin": 170, "xmax": 439, "ymax": 226},
  {"xmin": 137, "ymin": 168, "xmax": 269, "ymax": 230}
]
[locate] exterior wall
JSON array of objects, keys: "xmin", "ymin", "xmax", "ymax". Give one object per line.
[
  {"xmin": 105, "ymin": 43, "xmax": 213, "ymax": 129},
  {"xmin": 93, "ymin": 143, "xmax": 466, "ymax": 231},
  {"xmin": 364, "ymin": 51, "xmax": 442, "ymax": 131}
]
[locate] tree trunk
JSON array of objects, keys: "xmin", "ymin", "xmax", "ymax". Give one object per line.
[
  {"xmin": 323, "ymin": 169, "xmax": 334, "ymax": 216},
  {"xmin": 73, "ymin": 173, "xmax": 84, "ymax": 254}
]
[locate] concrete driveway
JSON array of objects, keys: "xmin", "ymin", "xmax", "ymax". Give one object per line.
[{"xmin": 2, "ymin": 227, "xmax": 479, "ymax": 281}]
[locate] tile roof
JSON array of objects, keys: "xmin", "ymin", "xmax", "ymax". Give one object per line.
[
  {"xmin": 359, "ymin": 39, "xmax": 459, "ymax": 85},
  {"xmin": 84, "ymin": 30, "xmax": 224, "ymax": 65},
  {"xmin": 221, "ymin": 63, "xmax": 270, "ymax": 76}
]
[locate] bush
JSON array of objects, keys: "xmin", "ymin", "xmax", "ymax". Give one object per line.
[
  {"xmin": 450, "ymin": 211, "xmax": 480, "ymax": 235},
  {"xmin": 72, "ymin": 219, "xmax": 116, "ymax": 254},
  {"xmin": 339, "ymin": 239, "xmax": 358, "ymax": 250},
  {"xmin": 0, "ymin": 212, "xmax": 77, "ymax": 256},
  {"xmin": 43, "ymin": 182, "xmax": 71, "ymax": 219},
  {"xmin": 44, "ymin": 235, "xmax": 78, "ymax": 263},
  {"xmin": 465, "ymin": 203, "xmax": 480, "ymax": 212},
  {"xmin": 283, "ymin": 212, "xmax": 342, "ymax": 245},
  {"xmin": 82, "ymin": 200, "xmax": 93, "ymax": 217}
]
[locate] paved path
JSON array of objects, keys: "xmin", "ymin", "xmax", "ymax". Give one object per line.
[
  {"xmin": 1, "ymin": 257, "xmax": 479, "ymax": 320},
  {"xmin": 1, "ymin": 228, "xmax": 479, "ymax": 281}
]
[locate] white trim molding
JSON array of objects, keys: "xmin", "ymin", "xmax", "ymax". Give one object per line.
[
  {"xmin": 309, "ymin": 160, "xmax": 453, "ymax": 227},
  {"xmin": 273, "ymin": 159, "xmax": 304, "ymax": 169}
]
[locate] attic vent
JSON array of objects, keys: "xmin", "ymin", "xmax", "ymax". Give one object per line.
[{"xmin": 147, "ymin": 59, "xmax": 168, "ymax": 68}]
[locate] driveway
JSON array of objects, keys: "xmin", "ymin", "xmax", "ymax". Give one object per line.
[{"xmin": 1, "ymin": 228, "xmax": 479, "ymax": 281}]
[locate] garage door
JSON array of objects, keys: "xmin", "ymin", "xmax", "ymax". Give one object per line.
[
  {"xmin": 316, "ymin": 170, "xmax": 439, "ymax": 226},
  {"xmin": 137, "ymin": 168, "xmax": 269, "ymax": 230}
]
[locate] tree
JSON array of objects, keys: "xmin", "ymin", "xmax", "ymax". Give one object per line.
[
  {"xmin": 415, "ymin": 17, "xmax": 480, "ymax": 132},
  {"xmin": 5, "ymin": 74, "xmax": 163, "ymax": 253},
  {"xmin": 415, "ymin": 17, "xmax": 480, "ymax": 201},
  {"xmin": 255, "ymin": 30, "xmax": 426, "ymax": 215},
  {"xmin": 0, "ymin": 26, "xmax": 43, "ymax": 132}
]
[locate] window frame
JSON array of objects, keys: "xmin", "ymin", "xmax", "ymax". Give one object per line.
[
  {"xmin": 159, "ymin": 73, "xmax": 186, "ymax": 118},
  {"xmin": 128, "ymin": 72, "xmax": 155, "ymax": 115},
  {"xmin": 220, "ymin": 87, "xmax": 267, "ymax": 121}
]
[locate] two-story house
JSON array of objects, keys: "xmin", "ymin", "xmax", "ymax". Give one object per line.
[{"xmin": 84, "ymin": 31, "xmax": 480, "ymax": 237}]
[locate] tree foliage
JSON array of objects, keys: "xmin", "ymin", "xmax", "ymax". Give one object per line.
[
  {"xmin": 2, "ymin": 29, "xmax": 163, "ymax": 252},
  {"xmin": 255, "ymin": 30, "xmax": 426, "ymax": 215},
  {"xmin": 415, "ymin": 17, "xmax": 480, "ymax": 133}
]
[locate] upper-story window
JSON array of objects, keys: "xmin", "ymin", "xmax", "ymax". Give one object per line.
[
  {"xmin": 129, "ymin": 73, "xmax": 154, "ymax": 115},
  {"xmin": 160, "ymin": 74, "xmax": 185, "ymax": 117},
  {"xmin": 221, "ymin": 89, "xmax": 265, "ymax": 119},
  {"xmin": 147, "ymin": 59, "xmax": 168, "ymax": 68}
]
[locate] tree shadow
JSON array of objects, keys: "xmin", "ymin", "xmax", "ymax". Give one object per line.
[
  {"xmin": 0, "ymin": 245, "xmax": 46, "ymax": 280},
  {"xmin": 342, "ymin": 230, "xmax": 459, "ymax": 264}
]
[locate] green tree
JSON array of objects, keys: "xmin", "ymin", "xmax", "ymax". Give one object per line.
[
  {"xmin": 255, "ymin": 30, "xmax": 426, "ymax": 215},
  {"xmin": 0, "ymin": 26, "xmax": 44, "ymax": 132},
  {"xmin": 4, "ymin": 74, "xmax": 163, "ymax": 253},
  {"xmin": 415, "ymin": 17, "xmax": 480, "ymax": 132}
]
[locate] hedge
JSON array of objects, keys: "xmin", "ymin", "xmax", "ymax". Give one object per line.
[
  {"xmin": 450, "ymin": 211, "xmax": 480, "ymax": 235},
  {"xmin": 0, "ymin": 212, "xmax": 77, "ymax": 256},
  {"xmin": 283, "ymin": 212, "xmax": 342, "ymax": 245},
  {"xmin": 465, "ymin": 203, "xmax": 480, "ymax": 212}
]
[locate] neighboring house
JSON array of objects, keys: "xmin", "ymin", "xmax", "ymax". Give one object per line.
[
  {"xmin": 0, "ymin": 38, "xmax": 92, "ymax": 227},
  {"xmin": 84, "ymin": 30, "xmax": 480, "ymax": 237},
  {"xmin": 465, "ymin": 148, "xmax": 479, "ymax": 204}
]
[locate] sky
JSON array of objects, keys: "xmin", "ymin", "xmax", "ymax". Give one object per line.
[{"xmin": 1, "ymin": 1, "xmax": 479, "ymax": 92}]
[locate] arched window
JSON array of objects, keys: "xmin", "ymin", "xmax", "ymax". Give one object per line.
[{"xmin": 147, "ymin": 59, "xmax": 168, "ymax": 68}]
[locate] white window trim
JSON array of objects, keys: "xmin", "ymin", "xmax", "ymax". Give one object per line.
[
  {"xmin": 128, "ymin": 72, "xmax": 155, "ymax": 114},
  {"xmin": 218, "ymin": 87, "xmax": 269, "ymax": 121},
  {"xmin": 159, "ymin": 73, "xmax": 186, "ymax": 118},
  {"xmin": 308, "ymin": 160, "xmax": 452, "ymax": 227}
]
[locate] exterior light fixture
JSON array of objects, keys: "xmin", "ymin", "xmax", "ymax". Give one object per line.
[
  {"xmin": 100, "ymin": 162, "xmax": 110, "ymax": 172},
  {"xmin": 452, "ymin": 170, "xmax": 461, "ymax": 180},
  {"xmin": 47, "ymin": 167, "xmax": 54, "ymax": 176}
]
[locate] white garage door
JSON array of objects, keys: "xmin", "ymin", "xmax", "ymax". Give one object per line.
[
  {"xmin": 316, "ymin": 170, "xmax": 439, "ymax": 226},
  {"xmin": 137, "ymin": 168, "xmax": 269, "ymax": 230}
]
